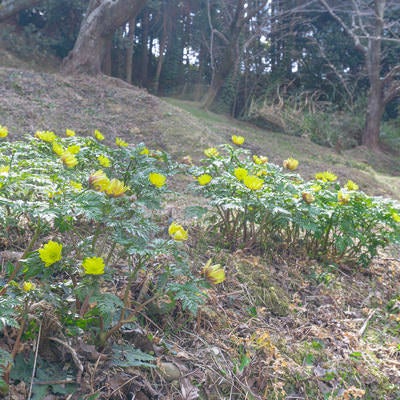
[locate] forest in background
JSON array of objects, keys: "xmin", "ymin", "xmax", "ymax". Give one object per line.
[{"xmin": 1, "ymin": 0, "xmax": 400, "ymax": 151}]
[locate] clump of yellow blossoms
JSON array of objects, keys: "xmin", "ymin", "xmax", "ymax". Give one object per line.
[
  {"xmin": 302, "ymin": 192, "xmax": 315, "ymax": 204},
  {"xmin": 253, "ymin": 155, "xmax": 268, "ymax": 165},
  {"xmin": 232, "ymin": 135, "xmax": 245, "ymax": 145},
  {"xmin": 89, "ymin": 170, "xmax": 110, "ymax": 191},
  {"xmin": 82, "ymin": 257, "xmax": 105, "ymax": 275},
  {"xmin": 234, "ymin": 167, "xmax": 248, "ymax": 181},
  {"xmin": 204, "ymin": 147, "xmax": 219, "ymax": 158},
  {"xmin": 70, "ymin": 180, "xmax": 83, "ymax": 191},
  {"xmin": 140, "ymin": 147, "xmax": 149, "ymax": 155},
  {"xmin": 38, "ymin": 240, "xmax": 63, "ymax": 267},
  {"xmin": 61, "ymin": 151, "xmax": 78, "ymax": 168},
  {"xmin": 243, "ymin": 175, "xmax": 263, "ymax": 190},
  {"xmin": 98, "ymin": 155, "xmax": 111, "ymax": 167},
  {"xmin": 168, "ymin": 222, "xmax": 188, "ymax": 241},
  {"xmin": 202, "ymin": 259, "xmax": 225, "ymax": 284},
  {"xmin": 105, "ymin": 178, "xmax": 129, "ymax": 197},
  {"xmin": 0, "ymin": 125, "xmax": 8, "ymax": 138},
  {"xmin": 115, "ymin": 137, "xmax": 128, "ymax": 147},
  {"xmin": 392, "ymin": 212, "xmax": 400, "ymax": 223},
  {"xmin": 52, "ymin": 142, "xmax": 64, "ymax": 156},
  {"xmin": 315, "ymin": 171, "xmax": 337, "ymax": 182},
  {"xmin": 197, "ymin": 174, "xmax": 212, "ymax": 185},
  {"xmin": 338, "ymin": 190, "xmax": 350, "ymax": 205},
  {"xmin": 67, "ymin": 145, "xmax": 80, "ymax": 154},
  {"xmin": 35, "ymin": 130, "xmax": 57, "ymax": 143},
  {"xmin": 89, "ymin": 170, "xmax": 128, "ymax": 196},
  {"xmin": 65, "ymin": 129, "xmax": 76, "ymax": 137},
  {"xmin": 345, "ymin": 180, "xmax": 359, "ymax": 191},
  {"xmin": 283, "ymin": 157, "xmax": 299, "ymax": 171},
  {"xmin": 22, "ymin": 281, "xmax": 35, "ymax": 292},
  {"xmin": 94, "ymin": 129, "xmax": 105, "ymax": 141},
  {"xmin": 149, "ymin": 172, "xmax": 166, "ymax": 188}
]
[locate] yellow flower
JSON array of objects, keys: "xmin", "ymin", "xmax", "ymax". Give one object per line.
[
  {"xmin": 89, "ymin": 170, "xmax": 110, "ymax": 191},
  {"xmin": 202, "ymin": 259, "xmax": 225, "ymax": 284},
  {"xmin": 94, "ymin": 129, "xmax": 105, "ymax": 141},
  {"xmin": 311, "ymin": 184, "xmax": 322, "ymax": 192},
  {"xmin": 0, "ymin": 165, "xmax": 10, "ymax": 176},
  {"xmin": 97, "ymin": 155, "xmax": 111, "ymax": 167},
  {"xmin": 115, "ymin": 137, "xmax": 128, "ymax": 147},
  {"xmin": 105, "ymin": 178, "xmax": 129, "ymax": 197},
  {"xmin": 234, "ymin": 167, "xmax": 248, "ymax": 181},
  {"xmin": 82, "ymin": 257, "xmax": 105, "ymax": 275},
  {"xmin": 302, "ymin": 192, "xmax": 315, "ymax": 204},
  {"xmin": 149, "ymin": 172, "xmax": 166, "ymax": 188},
  {"xmin": 232, "ymin": 135, "xmax": 245, "ymax": 145},
  {"xmin": 283, "ymin": 157, "xmax": 299, "ymax": 171},
  {"xmin": 70, "ymin": 180, "xmax": 83, "ymax": 191},
  {"xmin": 22, "ymin": 281, "xmax": 35, "ymax": 292},
  {"xmin": 35, "ymin": 130, "xmax": 57, "ymax": 142},
  {"xmin": 253, "ymin": 155, "xmax": 268, "ymax": 165},
  {"xmin": 140, "ymin": 147, "xmax": 149, "ymax": 155},
  {"xmin": 65, "ymin": 129, "xmax": 76, "ymax": 137},
  {"xmin": 67, "ymin": 144, "xmax": 80, "ymax": 154},
  {"xmin": 392, "ymin": 212, "xmax": 400, "ymax": 223},
  {"xmin": 315, "ymin": 171, "xmax": 337, "ymax": 182},
  {"xmin": 345, "ymin": 180, "xmax": 359, "ymax": 191},
  {"xmin": 38, "ymin": 240, "xmax": 62, "ymax": 267},
  {"xmin": 168, "ymin": 222, "xmax": 188, "ymax": 241},
  {"xmin": 48, "ymin": 189, "xmax": 63, "ymax": 199},
  {"xmin": 338, "ymin": 190, "xmax": 350, "ymax": 205},
  {"xmin": 52, "ymin": 142, "xmax": 64, "ymax": 156},
  {"xmin": 197, "ymin": 174, "xmax": 212, "ymax": 185},
  {"xmin": 0, "ymin": 125, "xmax": 8, "ymax": 138},
  {"xmin": 243, "ymin": 175, "xmax": 263, "ymax": 190},
  {"xmin": 204, "ymin": 147, "xmax": 219, "ymax": 158},
  {"xmin": 61, "ymin": 151, "xmax": 78, "ymax": 168}
]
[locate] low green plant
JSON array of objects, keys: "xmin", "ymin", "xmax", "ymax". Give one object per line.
[
  {"xmin": 0, "ymin": 127, "xmax": 208, "ymax": 384},
  {"xmin": 189, "ymin": 137, "xmax": 400, "ymax": 266}
]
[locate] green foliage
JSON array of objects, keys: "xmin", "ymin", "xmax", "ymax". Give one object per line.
[
  {"xmin": 190, "ymin": 140, "xmax": 400, "ymax": 267},
  {"xmin": 0, "ymin": 128, "xmax": 207, "ymax": 382}
]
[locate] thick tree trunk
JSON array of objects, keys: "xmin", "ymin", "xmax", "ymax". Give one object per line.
[
  {"xmin": 0, "ymin": 0, "xmax": 43, "ymax": 21},
  {"xmin": 62, "ymin": 0, "xmax": 147, "ymax": 75}
]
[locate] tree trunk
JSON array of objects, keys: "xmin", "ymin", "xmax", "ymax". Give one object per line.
[
  {"xmin": 0, "ymin": 0, "xmax": 43, "ymax": 21},
  {"xmin": 125, "ymin": 17, "xmax": 135, "ymax": 84},
  {"xmin": 139, "ymin": 8, "xmax": 149, "ymax": 86},
  {"xmin": 361, "ymin": 0, "xmax": 385, "ymax": 148},
  {"xmin": 363, "ymin": 88, "xmax": 384, "ymax": 148},
  {"xmin": 62, "ymin": 0, "xmax": 147, "ymax": 75},
  {"xmin": 153, "ymin": 17, "xmax": 167, "ymax": 93}
]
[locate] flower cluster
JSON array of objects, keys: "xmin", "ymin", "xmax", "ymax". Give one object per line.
[
  {"xmin": 38, "ymin": 240, "xmax": 63, "ymax": 267},
  {"xmin": 168, "ymin": 222, "xmax": 188, "ymax": 241},
  {"xmin": 89, "ymin": 170, "xmax": 129, "ymax": 197}
]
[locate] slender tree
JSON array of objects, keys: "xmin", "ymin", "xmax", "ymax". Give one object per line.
[{"xmin": 319, "ymin": 0, "xmax": 400, "ymax": 148}]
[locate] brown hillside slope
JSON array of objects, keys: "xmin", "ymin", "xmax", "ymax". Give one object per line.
[{"xmin": 1, "ymin": 66, "xmax": 399, "ymax": 200}]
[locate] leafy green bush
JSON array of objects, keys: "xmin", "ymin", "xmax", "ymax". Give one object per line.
[
  {"xmin": 0, "ymin": 127, "xmax": 209, "ymax": 386},
  {"xmin": 189, "ymin": 137, "xmax": 400, "ymax": 266}
]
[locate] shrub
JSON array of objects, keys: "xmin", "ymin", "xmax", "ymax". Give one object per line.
[
  {"xmin": 0, "ymin": 128, "xmax": 208, "ymax": 387},
  {"xmin": 189, "ymin": 137, "xmax": 400, "ymax": 266}
]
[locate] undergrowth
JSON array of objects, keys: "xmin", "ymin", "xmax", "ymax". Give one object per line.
[{"xmin": 0, "ymin": 126, "xmax": 399, "ymax": 398}]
